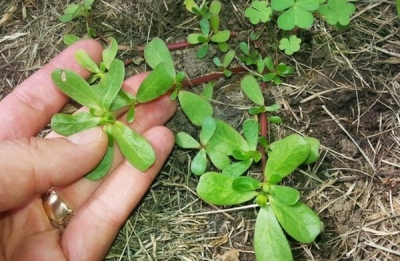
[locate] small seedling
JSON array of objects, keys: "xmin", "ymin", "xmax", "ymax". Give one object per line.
[
  {"xmin": 187, "ymin": 0, "xmax": 230, "ymax": 58},
  {"xmin": 213, "ymin": 50, "xmax": 235, "ymax": 77},
  {"xmin": 279, "ymin": 35, "xmax": 302, "ymax": 55},
  {"xmin": 59, "ymin": 0, "xmax": 94, "ymax": 22}
]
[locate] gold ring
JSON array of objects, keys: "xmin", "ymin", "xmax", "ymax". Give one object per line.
[{"xmin": 42, "ymin": 188, "xmax": 74, "ymax": 231}]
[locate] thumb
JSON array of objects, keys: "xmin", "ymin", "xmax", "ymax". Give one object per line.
[{"xmin": 0, "ymin": 127, "xmax": 108, "ymax": 212}]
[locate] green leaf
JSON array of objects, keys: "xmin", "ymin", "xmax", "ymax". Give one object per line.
[
  {"xmin": 265, "ymin": 134, "xmax": 311, "ymax": 182},
  {"xmin": 210, "ymin": 0, "xmax": 222, "ymax": 15},
  {"xmin": 255, "ymin": 206, "xmax": 293, "ymax": 261},
  {"xmin": 102, "ymin": 37, "xmax": 118, "ymax": 70},
  {"xmin": 113, "ymin": 121, "xmax": 155, "ymax": 171},
  {"xmin": 84, "ymin": 0, "xmax": 94, "ymax": 9},
  {"xmin": 136, "ymin": 62, "xmax": 175, "ymax": 103},
  {"xmin": 52, "ymin": 69, "xmax": 102, "ymax": 110},
  {"xmin": 126, "ymin": 105, "xmax": 135, "ymax": 124},
  {"xmin": 144, "ymin": 37, "xmax": 175, "ymax": 70},
  {"xmin": 210, "ymin": 30, "xmax": 230, "ymax": 43},
  {"xmin": 272, "ymin": 0, "xmax": 320, "ymax": 30},
  {"xmin": 240, "ymin": 75, "xmax": 264, "ymax": 106},
  {"xmin": 279, "ymin": 35, "xmax": 302, "ymax": 55},
  {"xmin": 207, "ymin": 119, "xmax": 249, "ymax": 155},
  {"xmin": 243, "ymin": 119, "xmax": 259, "ymax": 150},
  {"xmin": 210, "ymin": 14, "xmax": 220, "ymax": 33},
  {"xmin": 206, "ymin": 148, "xmax": 231, "ymax": 170},
  {"xmin": 200, "ymin": 117, "xmax": 217, "ymax": 144},
  {"xmin": 197, "ymin": 172, "xmax": 258, "ymax": 205},
  {"xmin": 63, "ymin": 34, "xmax": 80, "ymax": 46},
  {"xmin": 184, "ymin": 0, "xmax": 200, "ymax": 14},
  {"xmin": 178, "ymin": 91, "xmax": 214, "ymax": 126},
  {"xmin": 239, "ymin": 42, "xmax": 249, "ymax": 55},
  {"xmin": 222, "ymin": 158, "xmax": 253, "ymax": 177},
  {"xmin": 268, "ymin": 115, "xmax": 282, "ymax": 124},
  {"xmin": 245, "ymin": 0, "xmax": 273, "ymax": 24},
  {"xmin": 303, "ymin": 136, "xmax": 320, "ymax": 164},
  {"xmin": 200, "ymin": 18, "xmax": 210, "ymax": 36},
  {"xmin": 270, "ymin": 185, "xmax": 300, "ymax": 205},
  {"xmin": 59, "ymin": 4, "xmax": 83, "ymax": 22},
  {"xmin": 318, "ymin": 0, "xmax": 355, "ymax": 26},
  {"xmin": 264, "ymin": 56, "xmax": 275, "ymax": 71},
  {"xmin": 218, "ymin": 42, "xmax": 230, "ymax": 53},
  {"xmin": 85, "ymin": 130, "xmax": 114, "ymax": 180},
  {"xmin": 232, "ymin": 176, "xmax": 261, "ymax": 192},
  {"xmin": 201, "ymin": 81, "xmax": 214, "ymax": 100},
  {"xmin": 265, "ymin": 103, "xmax": 281, "ymax": 112},
  {"xmin": 98, "ymin": 59, "xmax": 125, "ymax": 110},
  {"xmin": 187, "ymin": 33, "xmax": 208, "ymax": 44},
  {"xmin": 109, "ymin": 90, "xmax": 135, "ymax": 111},
  {"xmin": 191, "ymin": 148, "xmax": 207, "ymax": 175},
  {"xmin": 175, "ymin": 132, "xmax": 200, "ymax": 149},
  {"xmin": 222, "ymin": 50, "xmax": 235, "ymax": 68},
  {"xmin": 51, "ymin": 112, "xmax": 103, "ymax": 136},
  {"xmin": 197, "ymin": 43, "xmax": 209, "ymax": 58},
  {"xmin": 74, "ymin": 49, "xmax": 101, "ymax": 74},
  {"xmin": 270, "ymin": 197, "xmax": 322, "ymax": 243}
]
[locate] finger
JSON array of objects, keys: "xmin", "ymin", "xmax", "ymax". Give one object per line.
[
  {"xmin": 62, "ymin": 126, "xmax": 174, "ymax": 261},
  {"xmin": 0, "ymin": 127, "xmax": 107, "ymax": 212},
  {"xmin": 0, "ymin": 39, "xmax": 103, "ymax": 140},
  {"xmin": 53, "ymin": 73, "xmax": 176, "ymax": 209}
]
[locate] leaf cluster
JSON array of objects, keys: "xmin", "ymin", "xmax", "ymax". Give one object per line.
[
  {"xmin": 186, "ymin": 0, "xmax": 231, "ymax": 58},
  {"xmin": 59, "ymin": 0, "xmax": 94, "ymax": 23},
  {"xmin": 51, "ymin": 38, "xmax": 177, "ymax": 180}
]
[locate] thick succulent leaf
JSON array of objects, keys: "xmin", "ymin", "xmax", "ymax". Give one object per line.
[
  {"xmin": 255, "ymin": 206, "xmax": 293, "ymax": 261},
  {"xmin": 51, "ymin": 112, "xmax": 103, "ymax": 136},
  {"xmin": 136, "ymin": 62, "xmax": 175, "ymax": 103},
  {"xmin": 270, "ymin": 196, "xmax": 322, "ymax": 243},
  {"xmin": 207, "ymin": 119, "xmax": 249, "ymax": 155},
  {"xmin": 265, "ymin": 134, "xmax": 310, "ymax": 182},
  {"xmin": 232, "ymin": 176, "xmax": 261, "ymax": 192},
  {"xmin": 98, "ymin": 59, "xmax": 125, "ymax": 110},
  {"xmin": 144, "ymin": 37, "xmax": 175, "ymax": 69},
  {"xmin": 222, "ymin": 158, "xmax": 253, "ymax": 177},
  {"xmin": 191, "ymin": 148, "xmax": 207, "ymax": 175},
  {"xmin": 270, "ymin": 185, "xmax": 300, "ymax": 206},
  {"xmin": 175, "ymin": 132, "xmax": 200, "ymax": 149},
  {"xmin": 241, "ymin": 75, "xmax": 264, "ymax": 106},
  {"xmin": 178, "ymin": 91, "xmax": 213, "ymax": 126},
  {"xmin": 52, "ymin": 69, "xmax": 102, "ymax": 110},
  {"xmin": 197, "ymin": 172, "xmax": 258, "ymax": 205},
  {"xmin": 85, "ymin": 130, "xmax": 114, "ymax": 180},
  {"xmin": 113, "ymin": 122, "xmax": 155, "ymax": 171}
]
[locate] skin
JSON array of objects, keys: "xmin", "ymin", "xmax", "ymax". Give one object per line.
[{"xmin": 0, "ymin": 39, "xmax": 177, "ymax": 261}]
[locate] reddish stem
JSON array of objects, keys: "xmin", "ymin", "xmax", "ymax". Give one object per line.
[{"xmin": 180, "ymin": 66, "xmax": 247, "ymax": 88}]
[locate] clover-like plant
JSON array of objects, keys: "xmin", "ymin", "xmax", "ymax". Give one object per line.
[
  {"xmin": 318, "ymin": 0, "xmax": 355, "ymax": 27},
  {"xmin": 245, "ymin": 0, "xmax": 273, "ymax": 25},
  {"xmin": 279, "ymin": 35, "xmax": 302, "ymax": 55},
  {"xmin": 51, "ymin": 37, "xmax": 176, "ymax": 180},
  {"xmin": 271, "ymin": 0, "xmax": 320, "ymax": 30}
]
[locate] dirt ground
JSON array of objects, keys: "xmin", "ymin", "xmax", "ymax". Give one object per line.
[{"xmin": 1, "ymin": 0, "xmax": 400, "ymax": 260}]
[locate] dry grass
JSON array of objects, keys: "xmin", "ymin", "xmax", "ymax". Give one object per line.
[{"xmin": 1, "ymin": 0, "xmax": 400, "ymax": 260}]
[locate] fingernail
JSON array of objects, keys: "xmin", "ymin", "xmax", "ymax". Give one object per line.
[{"xmin": 67, "ymin": 128, "xmax": 104, "ymax": 145}]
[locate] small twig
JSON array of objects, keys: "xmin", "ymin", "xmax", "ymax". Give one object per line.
[
  {"xmin": 363, "ymin": 241, "xmax": 400, "ymax": 256},
  {"xmin": 322, "ymin": 105, "xmax": 376, "ymax": 172}
]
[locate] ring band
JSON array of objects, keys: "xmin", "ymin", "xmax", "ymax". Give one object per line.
[{"xmin": 42, "ymin": 188, "xmax": 74, "ymax": 231}]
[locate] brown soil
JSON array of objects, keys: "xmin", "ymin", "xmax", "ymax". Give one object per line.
[{"xmin": 1, "ymin": 1, "xmax": 400, "ymax": 260}]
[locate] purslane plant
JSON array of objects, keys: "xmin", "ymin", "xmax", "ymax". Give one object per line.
[{"xmin": 54, "ymin": 0, "xmax": 360, "ymax": 259}]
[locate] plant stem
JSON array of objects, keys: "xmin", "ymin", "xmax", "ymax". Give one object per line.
[{"xmin": 180, "ymin": 66, "xmax": 247, "ymax": 88}]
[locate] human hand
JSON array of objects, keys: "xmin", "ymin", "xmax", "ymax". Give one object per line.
[{"xmin": 0, "ymin": 39, "xmax": 176, "ymax": 260}]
